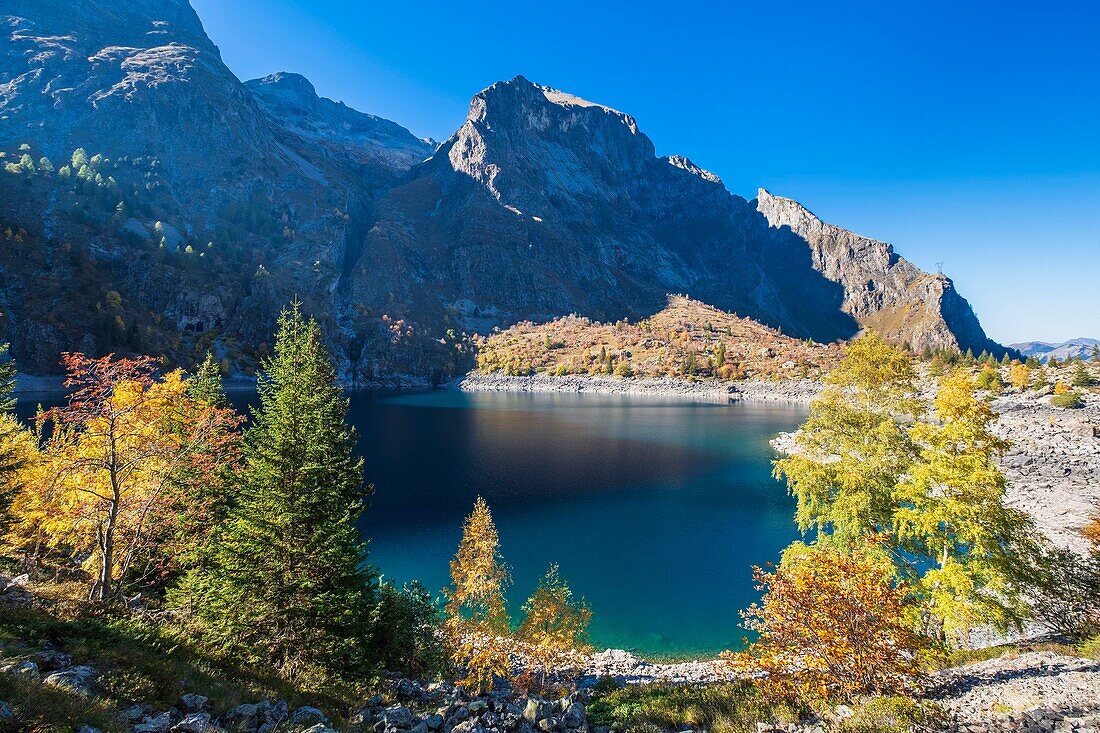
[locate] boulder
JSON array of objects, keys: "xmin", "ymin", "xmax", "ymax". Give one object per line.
[
  {"xmin": 290, "ymin": 707, "xmax": 330, "ymax": 728},
  {"xmin": 4, "ymin": 660, "xmax": 39, "ymax": 679},
  {"xmin": 298, "ymin": 725, "xmax": 338, "ymax": 733},
  {"xmin": 0, "ymin": 701, "xmax": 12, "ymax": 720},
  {"xmin": 181, "ymin": 694, "xmax": 210, "ymax": 713},
  {"xmin": 563, "ymin": 703, "xmax": 586, "ymax": 729},
  {"xmin": 35, "ymin": 649, "xmax": 72, "ymax": 672},
  {"xmin": 43, "ymin": 665, "xmax": 96, "ymax": 696},
  {"xmin": 135, "ymin": 713, "xmax": 175, "ymax": 733},
  {"xmin": 380, "ymin": 705, "xmax": 416, "ymax": 730},
  {"xmin": 77, "ymin": 726, "xmax": 102, "ymax": 733},
  {"xmin": 449, "ymin": 722, "xmax": 484, "ymax": 733},
  {"xmin": 173, "ymin": 712, "xmax": 215, "ymax": 733},
  {"xmin": 524, "ymin": 699, "xmax": 555, "ymax": 725},
  {"xmin": 424, "ymin": 714, "xmax": 444, "ymax": 730}
]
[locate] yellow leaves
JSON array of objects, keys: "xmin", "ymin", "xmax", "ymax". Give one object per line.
[
  {"xmin": 444, "ymin": 496, "xmax": 513, "ymax": 693},
  {"xmin": 517, "ymin": 563, "xmax": 592, "ymax": 693},
  {"xmin": 1009, "ymin": 363, "xmax": 1032, "ymax": 390},
  {"xmin": 727, "ymin": 541, "xmax": 926, "ymax": 704}
]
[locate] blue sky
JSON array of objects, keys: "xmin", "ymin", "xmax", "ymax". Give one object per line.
[{"xmin": 190, "ymin": 0, "xmax": 1099, "ymax": 344}]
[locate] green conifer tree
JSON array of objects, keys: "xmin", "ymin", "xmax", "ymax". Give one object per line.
[
  {"xmin": 192, "ymin": 304, "xmax": 374, "ymax": 681},
  {"xmin": 0, "ymin": 344, "xmax": 23, "ymax": 530},
  {"xmin": 187, "ymin": 352, "xmax": 227, "ymax": 408}
]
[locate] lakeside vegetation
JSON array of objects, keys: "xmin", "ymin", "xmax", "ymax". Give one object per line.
[{"xmin": 0, "ymin": 310, "xmax": 1097, "ymax": 731}]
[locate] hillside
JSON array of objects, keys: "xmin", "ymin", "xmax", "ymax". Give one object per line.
[{"xmin": 474, "ymin": 295, "xmax": 842, "ymax": 381}]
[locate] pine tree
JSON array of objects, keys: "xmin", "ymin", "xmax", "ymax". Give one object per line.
[
  {"xmin": 1072, "ymin": 361, "xmax": 1093, "ymax": 388},
  {"xmin": 0, "ymin": 343, "xmax": 23, "ymax": 530},
  {"xmin": 191, "ymin": 304, "xmax": 374, "ymax": 682},
  {"xmin": 187, "ymin": 353, "xmax": 227, "ymax": 407}
]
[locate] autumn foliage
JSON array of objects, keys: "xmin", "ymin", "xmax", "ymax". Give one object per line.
[
  {"xmin": 7, "ymin": 353, "xmax": 240, "ymax": 601},
  {"xmin": 725, "ymin": 541, "xmax": 926, "ymax": 703},
  {"xmin": 444, "ymin": 496, "xmax": 514, "ymax": 692}
]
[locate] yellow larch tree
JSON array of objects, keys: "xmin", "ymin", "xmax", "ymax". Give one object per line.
[{"xmin": 444, "ymin": 496, "xmax": 513, "ymax": 692}]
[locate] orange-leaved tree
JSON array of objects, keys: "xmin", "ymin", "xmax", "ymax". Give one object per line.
[
  {"xmin": 724, "ymin": 541, "xmax": 927, "ymax": 703},
  {"xmin": 26, "ymin": 353, "xmax": 239, "ymax": 601},
  {"xmin": 444, "ymin": 496, "xmax": 513, "ymax": 692},
  {"xmin": 516, "ymin": 563, "xmax": 592, "ymax": 693}
]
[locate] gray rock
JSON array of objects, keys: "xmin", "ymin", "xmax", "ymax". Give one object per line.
[
  {"xmin": 181, "ymin": 694, "xmax": 209, "ymax": 713},
  {"xmin": 449, "ymin": 722, "xmax": 484, "ymax": 733},
  {"xmin": 42, "ymin": 665, "xmax": 96, "ymax": 696},
  {"xmin": 0, "ymin": 701, "xmax": 12, "ymax": 720},
  {"xmin": 467, "ymin": 700, "xmax": 488, "ymax": 713},
  {"xmin": 524, "ymin": 699, "xmax": 555, "ymax": 724},
  {"xmin": 424, "ymin": 714, "xmax": 444, "ymax": 730},
  {"xmin": 298, "ymin": 725, "xmax": 337, "ymax": 733},
  {"xmin": 173, "ymin": 712, "xmax": 214, "ymax": 733},
  {"xmin": 563, "ymin": 703, "xmax": 586, "ymax": 729},
  {"xmin": 77, "ymin": 726, "xmax": 102, "ymax": 733},
  {"xmin": 5, "ymin": 660, "xmax": 40, "ymax": 679},
  {"xmin": 35, "ymin": 649, "xmax": 72, "ymax": 671},
  {"xmin": 380, "ymin": 704, "xmax": 416, "ymax": 730},
  {"xmin": 290, "ymin": 707, "xmax": 329, "ymax": 728},
  {"xmin": 135, "ymin": 713, "xmax": 175, "ymax": 733}
]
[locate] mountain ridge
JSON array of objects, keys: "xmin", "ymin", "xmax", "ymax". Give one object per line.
[{"xmin": 0, "ymin": 1, "xmax": 1007, "ymax": 382}]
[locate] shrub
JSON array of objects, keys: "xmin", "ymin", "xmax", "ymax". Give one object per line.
[
  {"xmin": 370, "ymin": 580, "xmax": 448, "ymax": 678},
  {"xmin": 1050, "ymin": 390, "xmax": 1084, "ymax": 409},
  {"xmin": 516, "ymin": 564, "xmax": 592, "ymax": 693},
  {"xmin": 1072, "ymin": 362, "xmax": 1094, "ymax": 388},
  {"xmin": 613, "ymin": 360, "xmax": 633, "ymax": 378},
  {"xmin": 975, "ymin": 366, "xmax": 1004, "ymax": 393},
  {"xmin": 836, "ymin": 696, "xmax": 948, "ymax": 733},
  {"xmin": 724, "ymin": 542, "xmax": 927, "ymax": 703}
]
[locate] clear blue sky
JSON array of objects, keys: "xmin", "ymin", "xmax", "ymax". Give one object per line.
[{"xmin": 191, "ymin": 0, "xmax": 1099, "ymax": 345}]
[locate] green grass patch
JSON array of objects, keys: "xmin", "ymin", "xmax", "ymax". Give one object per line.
[
  {"xmin": 586, "ymin": 681, "xmax": 804, "ymax": 733},
  {"xmin": 836, "ymin": 696, "xmax": 947, "ymax": 733},
  {"xmin": 0, "ymin": 601, "xmax": 369, "ymax": 724}
]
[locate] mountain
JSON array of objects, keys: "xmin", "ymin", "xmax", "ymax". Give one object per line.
[
  {"xmin": 755, "ymin": 190, "xmax": 1003, "ymax": 355},
  {"xmin": 0, "ymin": 1, "xmax": 1006, "ymax": 383},
  {"xmin": 1011, "ymin": 338, "xmax": 1100, "ymax": 363}
]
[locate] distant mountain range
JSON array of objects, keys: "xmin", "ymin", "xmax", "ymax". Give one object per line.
[
  {"xmin": 1009, "ymin": 338, "xmax": 1100, "ymax": 363},
  {"xmin": 0, "ymin": 0, "xmax": 1007, "ymax": 383}
]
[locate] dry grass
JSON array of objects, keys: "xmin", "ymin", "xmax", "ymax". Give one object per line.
[{"xmin": 475, "ymin": 295, "xmax": 843, "ymax": 381}]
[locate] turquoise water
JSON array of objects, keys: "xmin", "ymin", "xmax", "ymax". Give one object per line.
[
  {"xmin": 16, "ymin": 388, "xmax": 805, "ymax": 658},
  {"xmin": 351, "ymin": 391, "xmax": 805, "ymax": 658}
]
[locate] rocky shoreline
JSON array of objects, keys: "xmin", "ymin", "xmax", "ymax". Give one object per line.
[{"xmin": 456, "ymin": 373, "xmax": 822, "ymax": 404}]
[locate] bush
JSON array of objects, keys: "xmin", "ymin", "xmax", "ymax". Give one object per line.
[
  {"xmin": 369, "ymin": 580, "xmax": 448, "ymax": 678},
  {"xmin": 1050, "ymin": 390, "xmax": 1084, "ymax": 409},
  {"xmin": 837, "ymin": 696, "xmax": 948, "ymax": 733},
  {"xmin": 975, "ymin": 367, "xmax": 1004, "ymax": 393},
  {"xmin": 725, "ymin": 542, "xmax": 927, "ymax": 703}
]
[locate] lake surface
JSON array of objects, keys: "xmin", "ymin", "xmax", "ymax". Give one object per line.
[{"xmin": 17, "ymin": 389, "xmax": 805, "ymax": 658}]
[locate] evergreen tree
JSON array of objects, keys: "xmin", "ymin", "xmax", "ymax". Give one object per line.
[
  {"xmin": 0, "ymin": 344, "xmax": 23, "ymax": 530},
  {"xmin": 187, "ymin": 353, "xmax": 227, "ymax": 407},
  {"xmin": 1072, "ymin": 361, "xmax": 1093, "ymax": 388},
  {"xmin": 191, "ymin": 304, "xmax": 374, "ymax": 682}
]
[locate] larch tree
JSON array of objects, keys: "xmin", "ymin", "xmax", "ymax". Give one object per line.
[
  {"xmin": 895, "ymin": 372, "xmax": 1030, "ymax": 641},
  {"xmin": 774, "ymin": 332, "xmax": 922, "ymax": 547},
  {"xmin": 517, "ymin": 563, "xmax": 592, "ymax": 693},
  {"xmin": 190, "ymin": 304, "xmax": 375, "ymax": 683},
  {"xmin": 444, "ymin": 495, "xmax": 512, "ymax": 693},
  {"xmin": 30, "ymin": 354, "xmax": 238, "ymax": 600}
]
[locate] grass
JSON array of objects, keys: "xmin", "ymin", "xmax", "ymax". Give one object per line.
[
  {"xmin": 586, "ymin": 680, "xmax": 805, "ymax": 733},
  {"xmin": 0, "ymin": 593, "xmax": 372, "ymax": 729}
]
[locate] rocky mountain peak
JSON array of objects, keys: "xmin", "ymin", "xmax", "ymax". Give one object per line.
[
  {"xmin": 438, "ymin": 76, "xmax": 656, "ymax": 214},
  {"xmin": 245, "ymin": 72, "xmax": 432, "ymax": 171}
]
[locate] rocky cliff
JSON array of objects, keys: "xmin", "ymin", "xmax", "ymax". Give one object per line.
[
  {"xmin": 756, "ymin": 189, "xmax": 1003, "ymax": 354},
  {"xmin": 0, "ymin": 1, "xmax": 1005, "ymax": 382}
]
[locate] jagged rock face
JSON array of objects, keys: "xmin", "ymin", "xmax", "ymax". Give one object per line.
[
  {"xmin": 755, "ymin": 189, "xmax": 1001, "ymax": 354},
  {"xmin": 348, "ymin": 76, "xmax": 859, "ymax": 373},
  {"xmin": 246, "ymin": 72, "xmax": 434, "ymax": 172},
  {"xmin": 0, "ymin": 0, "xmax": 445, "ymax": 379}
]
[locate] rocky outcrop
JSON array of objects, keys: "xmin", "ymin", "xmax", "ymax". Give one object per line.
[
  {"xmin": 245, "ymin": 72, "xmax": 434, "ymax": 172},
  {"xmin": 756, "ymin": 189, "xmax": 1003, "ymax": 355}
]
